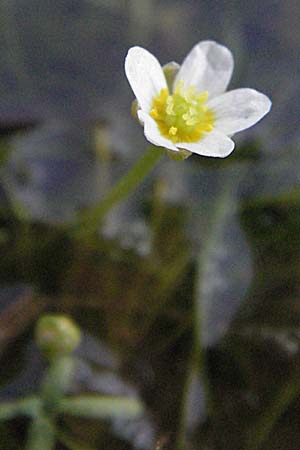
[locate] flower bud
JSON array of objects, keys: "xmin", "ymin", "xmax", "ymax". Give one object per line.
[{"xmin": 35, "ymin": 315, "xmax": 81, "ymax": 357}]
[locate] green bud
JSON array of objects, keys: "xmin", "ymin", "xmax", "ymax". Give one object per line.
[
  {"xmin": 167, "ymin": 148, "xmax": 192, "ymax": 161},
  {"xmin": 35, "ymin": 315, "xmax": 81, "ymax": 357}
]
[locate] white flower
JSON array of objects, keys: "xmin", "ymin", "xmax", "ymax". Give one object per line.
[{"xmin": 125, "ymin": 40, "xmax": 272, "ymax": 158}]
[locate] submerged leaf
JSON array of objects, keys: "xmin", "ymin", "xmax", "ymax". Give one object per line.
[{"xmin": 194, "ymin": 166, "xmax": 252, "ymax": 347}]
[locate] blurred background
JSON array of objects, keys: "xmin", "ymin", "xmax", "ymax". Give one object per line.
[{"xmin": 0, "ymin": 0, "xmax": 300, "ymax": 449}]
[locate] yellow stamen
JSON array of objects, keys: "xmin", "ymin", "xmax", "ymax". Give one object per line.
[
  {"xmin": 150, "ymin": 81, "xmax": 214, "ymax": 144},
  {"xmin": 169, "ymin": 126, "xmax": 178, "ymax": 136}
]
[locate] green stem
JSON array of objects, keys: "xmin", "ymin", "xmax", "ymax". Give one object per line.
[
  {"xmin": 75, "ymin": 146, "xmax": 164, "ymax": 237},
  {"xmin": 41, "ymin": 356, "xmax": 75, "ymax": 417},
  {"xmin": 193, "ymin": 179, "xmax": 235, "ymax": 416},
  {"xmin": 174, "ymin": 351, "xmax": 195, "ymax": 450},
  {"xmin": 57, "ymin": 430, "xmax": 96, "ymax": 450},
  {"xmin": 0, "ymin": 397, "xmax": 40, "ymax": 421},
  {"xmin": 59, "ymin": 395, "xmax": 143, "ymax": 419},
  {"xmin": 245, "ymin": 376, "xmax": 300, "ymax": 450},
  {"xmin": 26, "ymin": 414, "xmax": 56, "ymax": 450},
  {"xmin": 26, "ymin": 356, "xmax": 75, "ymax": 450}
]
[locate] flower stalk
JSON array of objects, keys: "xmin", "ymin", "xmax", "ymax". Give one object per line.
[
  {"xmin": 25, "ymin": 356, "xmax": 75, "ymax": 450},
  {"xmin": 25, "ymin": 315, "xmax": 81, "ymax": 450},
  {"xmin": 75, "ymin": 145, "xmax": 164, "ymax": 237}
]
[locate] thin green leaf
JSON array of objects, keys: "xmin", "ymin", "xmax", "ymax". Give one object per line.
[
  {"xmin": 59, "ymin": 395, "xmax": 143, "ymax": 419},
  {"xmin": 57, "ymin": 430, "xmax": 96, "ymax": 450},
  {"xmin": 0, "ymin": 396, "xmax": 40, "ymax": 421},
  {"xmin": 245, "ymin": 376, "xmax": 300, "ymax": 450}
]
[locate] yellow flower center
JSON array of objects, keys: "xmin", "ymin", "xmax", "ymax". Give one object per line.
[{"xmin": 150, "ymin": 81, "xmax": 214, "ymax": 144}]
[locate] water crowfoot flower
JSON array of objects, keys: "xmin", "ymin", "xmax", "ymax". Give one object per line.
[{"xmin": 125, "ymin": 41, "xmax": 271, "ymax": 158}]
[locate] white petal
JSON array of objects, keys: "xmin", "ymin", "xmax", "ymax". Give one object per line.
[
  {"xmin": 208, "ymin": 88, "xmax": 272, "ymax": 135},
  {"xmin": 138, "ymin": 110, "xmax": 178, "ymax": 151},
  {"xmin": 174, "ymin": 41, "xmax": 234, "ymax": 99},
  {"xmin": 176, "ymin": 131, "xmax": 235, "ymax": 158},
  {"xmin": 125, "ymin": 46, "xmax": 167, "ymax": 113}
]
